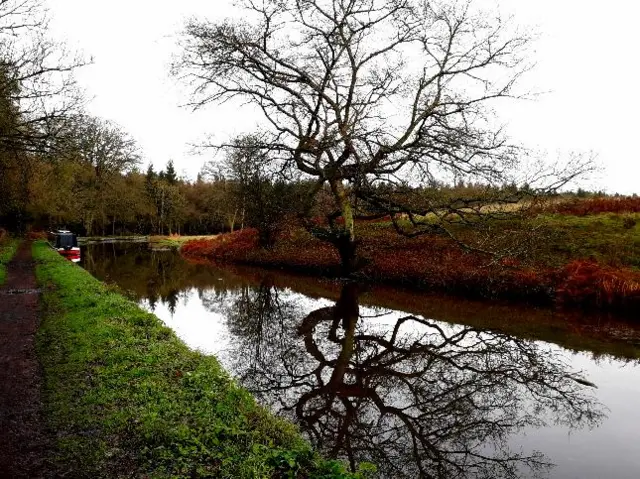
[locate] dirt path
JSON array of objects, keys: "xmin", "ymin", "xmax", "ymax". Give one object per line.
[{"xmin": 0, "ymin": 241, "xmax": 51, "ymax": 478}]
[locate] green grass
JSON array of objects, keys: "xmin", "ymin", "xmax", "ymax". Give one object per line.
[
  {"xmin": 34, "ymin": 241, "xmax": 368, "ymax": 478},
  {"xmin": 0, "ymin": 237, "xmax": 19, "ymax": 284},
  {"xmin": 539, "ymin": 213, "xmax": 640, "ymax": 268},
  {"xmin": 359, "ymin": 212, "xmax": 640, "ymax": 269},
  {"xmin": 149, "ymin": 235, "xmax": 218, "ymax": 250}
]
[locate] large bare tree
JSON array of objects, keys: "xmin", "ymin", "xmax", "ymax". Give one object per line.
[
  {"xmin": 70, "ymin": 116, "xmax": 141, "ymax": 235},
  {"xmin": 0, "ymin": 0, "xmax": 85, "ymax": 230},
  {"xmin": 176, "ymin": 0, "xmax": 592, "ymax": 272},
  {"xmin": 0, "ymin": 0, "xmax": 85, "ymax": 154}
]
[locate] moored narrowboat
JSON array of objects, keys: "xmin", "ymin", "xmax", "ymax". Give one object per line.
[{"xmin": 48, "ymin": 230, "xmax": 81, "ymax": 262}]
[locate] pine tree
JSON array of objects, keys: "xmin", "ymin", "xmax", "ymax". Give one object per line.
[
  {"xmin": 146, "ymin": 163, "xmax": 156, "ymax": 181},
  {"xmin": 164, "ymin": 160, "xmax": 177, "ymax": 185}
]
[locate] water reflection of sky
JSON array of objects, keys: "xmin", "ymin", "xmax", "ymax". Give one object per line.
[
  {"xmin": 141, "ymin": 289, "xmax": 336, "ymax": 357},
  {"xmin": 140, "ymin": 290, "xmax": 229, "ymax": 355},
  {"xmin": 515, "ymin": 355, "xmax": 640, "ymax": 479},
  {"xmin": 141, "ymin": 286, "xmax": 640, "ymax": 479}
]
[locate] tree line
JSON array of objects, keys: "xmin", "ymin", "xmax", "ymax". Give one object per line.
[
  {"xmin": 0, "ymin": 0, "xmax": 270, "ymax": 236},
  {"xmin": 2, "ymin": 0, "xmax": 596, "ymax": 272},
  {"xmin": 0, "ymin": 0, "xmax": 311, "ymax": 237}
]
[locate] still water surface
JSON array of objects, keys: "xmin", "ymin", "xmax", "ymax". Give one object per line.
[{"xmin": 80, "ymin": 243, "xmax": 640, "ymax": 479}]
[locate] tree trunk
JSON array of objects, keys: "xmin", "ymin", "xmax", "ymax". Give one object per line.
[
  {"xmin": 330, "ymin": 180, "xmax": 358, "ymax": 275},
  {"xmin": 229, "ymin": 208, "xmax": 237, "ymax": 233},
  {"xmin": 334, "ymin": 234, "xmax": 358, "ymax": 276},
  {"xmin": 84, "ymin": 213, "xmax": 94, "ymax": 236}
]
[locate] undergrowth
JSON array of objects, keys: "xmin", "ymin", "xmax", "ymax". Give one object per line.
[{"xmin": 34, "ymin": 241, "xmax": 368, "ymax": 478}]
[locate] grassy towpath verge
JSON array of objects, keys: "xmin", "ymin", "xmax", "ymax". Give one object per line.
[
  {"xmin": 0, "ymin": 236, "xmax": 19, "ymax": 284},
  {"xmin": 34, "ymin": 242, "xmax": 366, "ymax": 478}
]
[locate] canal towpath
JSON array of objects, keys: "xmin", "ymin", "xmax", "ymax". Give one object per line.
[{"xmin": 0, "ymin": 241, "xmax": 51, "ymax": 478}]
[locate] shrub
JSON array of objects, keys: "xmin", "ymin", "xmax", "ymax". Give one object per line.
[
  {"xmin": 551, "ymin": 197, "xmax": 640, "ymax": 216},
  {"xmin": 622, "ymin": 216, "xmax": 637, "ymax": 230},
  {"xmin": 556, "ymin": 260, "xmax": 640, "ymax": 311},
  {"xmin": 182, "ymin": 229, "xmax": 260, "ymax": 261}
]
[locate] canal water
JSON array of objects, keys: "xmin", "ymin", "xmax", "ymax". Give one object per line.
[{"xmin": 80, "ymin": 242, "xmax": 640, "ymax": 479}]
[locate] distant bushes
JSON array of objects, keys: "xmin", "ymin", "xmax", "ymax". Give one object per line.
[
  {"xmin": 182, "ymin": 228, "xmax": 342, "ymax": 275},
  {"xmin": 182, "ymin": 228, "xmax": 260, "ymax": 261},
  {"xmin": 556, "ymin": 260, "xmax": 640, "ymax": 310},
  {"xmin": 26, "ymin": 230, "xmax": 47, "ymax": 240}
]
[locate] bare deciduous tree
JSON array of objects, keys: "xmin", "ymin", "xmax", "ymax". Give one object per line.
[
  {"xmin": 176, "ymin": 0, "xmax": 593, "ymax": 273},
  {"xmin": 0, "ymin": 0, "xmax": 86, "ymax": 230},
  {"xmin": 73, "ymin": 116, "xmax": 141, "ymax": 177},
  {"xmin": 70, "ymin": 116, "xmax": 141, "ymax": 235},
  {"xmin": 0, "ymin": 0, "xmax": 85, "ymax": 154}
]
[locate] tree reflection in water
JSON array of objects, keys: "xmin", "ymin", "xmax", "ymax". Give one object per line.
[{"xmin": 208, "ymin": 279, "xmax": 605, "ymax": 479}]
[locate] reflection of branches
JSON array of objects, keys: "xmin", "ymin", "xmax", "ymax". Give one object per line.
[
  {"xmin": 225, "ymin": 282, "xmax": 605, "ymax": 479},
  {"xmin": 222, "ymin": 279, "xmax": 316, "ymax": 401}
]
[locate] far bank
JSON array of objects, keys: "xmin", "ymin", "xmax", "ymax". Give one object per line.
[{"xmin": 180, "ymin": 212, "xmax": 640, "ymax": 316}]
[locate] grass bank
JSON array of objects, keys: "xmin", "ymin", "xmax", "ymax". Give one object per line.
[
  {"xmin": 149, "ymin": 235, "xmax": 218, "ymax": 250},
  {"xmin": 0, "ymin": 236, "xmax": 19, "ymax": 284},
  {"xmin": 77, "ymin": 234, "xmax": 217, "ymax": 250},
  {"xmin": 182, "ymin": 212, "xmax": 640, "ymax": 315},
  {"xmin": 34, "ymin": 242, "xmax": 367, "ymax": 478}
]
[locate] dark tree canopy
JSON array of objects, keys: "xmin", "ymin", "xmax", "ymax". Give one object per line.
[{"xmin": 164, "ymin": 159, "xmax": 178, "ymax": 185}]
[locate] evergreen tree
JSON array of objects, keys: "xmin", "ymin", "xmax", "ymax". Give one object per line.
[
  {"xmin": 165, "ymin": 160, "xmax": 177, "ymax": 185},
  {"xmin": 146, "ymin": 163, "xmax": 156, "ymax": 182}
]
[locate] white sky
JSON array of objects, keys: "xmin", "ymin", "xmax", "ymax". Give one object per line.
[{"xmin": 47, "ymin": 0, "xmax": 640, "ymax": 193}]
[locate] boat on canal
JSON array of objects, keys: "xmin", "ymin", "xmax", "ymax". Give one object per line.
[{"xmin": 47, "ymin": 229, "xmax": 81, "ymax": 262}]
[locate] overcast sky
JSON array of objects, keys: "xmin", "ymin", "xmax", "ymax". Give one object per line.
[{"xmin": 47, "ymin": 0, "xmax": 640, "ymax": 193}]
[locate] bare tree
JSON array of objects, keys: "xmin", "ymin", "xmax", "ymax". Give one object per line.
[
  {"xmin": 209, "ymin": 134, "xmax": 310, "ymax": 247},
  {"xmin": 70, "ymin": 116, "xmax": 141, "ymax": 235},
  {"xmin": 0, "ymin": 0, "xmax": 85, "ymax": 154},
  {"xmin": 73, "ymin": 116, "xmax": 141, "ymax": 178},
  {"xmin": 176, "ymin": 0, "xmax": 593, "ymax": 273},
  {"xmin": 0, "ymin": 0, "xmax": 86, "ymax": 230}
]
